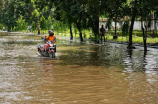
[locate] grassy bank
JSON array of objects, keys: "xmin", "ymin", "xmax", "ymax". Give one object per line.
[
  {"xmin": 51, "ymin": 29, "xmax": 158, "ymax": 45},
  {"xmin": 1, "ymin": 29, "xmax": 158, "ymax": 45}
]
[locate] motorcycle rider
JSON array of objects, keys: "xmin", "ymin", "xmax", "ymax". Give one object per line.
[
  {"xmin": 46, "ymin": 30, "xmax": 56, "ymax": 44},
  {"xmin": 46, "ymin": 30, "xmax": 56, "ymax": 52}
]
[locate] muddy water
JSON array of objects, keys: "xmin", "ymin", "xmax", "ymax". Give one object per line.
[{"xmin": 0, "ymin": 33, "xmax": 158, "ymax": 104}]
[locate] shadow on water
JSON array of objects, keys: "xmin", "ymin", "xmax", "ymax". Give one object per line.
[
  {"xmin": 2, "ymin": 41, "xmax": 39, "ymax": 45},
  {"xmin": 56, "ymin": 41, "xmax": 158, "ymax": 73}
]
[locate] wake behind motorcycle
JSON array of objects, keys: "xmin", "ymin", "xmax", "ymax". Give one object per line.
[{"xmin": 37, "ymin": 37, "xmax": 56, "ymax": 58}]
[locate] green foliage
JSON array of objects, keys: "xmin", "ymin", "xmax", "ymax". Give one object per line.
[
  {"xmin": 53, "ymin": 20, "xmax": 60, "ymax": 32},
  {"xmin": 32, "ymin": 9, "xmax": 40, "ymax": 19},
  {"xmin": 47, "ymin": 15, "xmax": 52, "ymax": 30},
  {"xmin": 122, "ymin": 21, "xmax": 129, "ymax": 36},
  {"xmin": 31, "ymin": 22, "xmax": 37, "ymax": 31},
  {"xmin": 0, "ymin": 4, "xmax": 17, "ymax": 30},
  {"xmin": 12, "ymin": 26, "xmax": 17, "ymax": 31},
  {"xmin": 106, "ymin": 19, "xmax": 112, "ymax": 31},
  {"xmin": 0, "ymin": 24, "xmax": 4, "ymax": 30},
  {"xmin": 40, "ymin": 15, "xmax": 52, "ymax": 30},
  {"xmin": 40, "ymin": 15, "xmax": 47, "ymax": 30},
  {"xmin": 89, "ymin": 33, "xmax": 101, "ymax": 43},
  {"xmin": 16, "ymin": 16, "xmax": 27, "ymax": 31},
  {"xmin": 1, "ymin": 0, "xmax": 158, "ymax": 44}
]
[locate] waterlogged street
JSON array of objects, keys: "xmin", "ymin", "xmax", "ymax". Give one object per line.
[{"xmin": 0, "ymin": 32, "xmax": 158, "ymax": 104}]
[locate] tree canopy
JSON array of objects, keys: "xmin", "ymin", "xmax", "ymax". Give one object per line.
[{"xmin": 0, "ymin": 0, "xmax": 158, "ymax": 48}]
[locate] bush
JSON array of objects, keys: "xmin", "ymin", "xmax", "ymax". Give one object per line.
[
  {"xmin": 0, "ymin": 24, "xmax": 6, "ymax": 30},
  {"xmin": 31, "ymin": 22, "xmax": 36, "ymax": 31},
  {"xmin": 16, "ymin": 16, "xmax": 27, "ymax": 31},
  {"xmin": 40, "ymin": 15, "xmax": 47, "ymax": 30},
  {"xmin": 47, "ymin": 15, "xmax": 52, "ymax": 30},
  {"xmin": 0, "ymin": 24, "xmax": 4, "ymax": 30}
]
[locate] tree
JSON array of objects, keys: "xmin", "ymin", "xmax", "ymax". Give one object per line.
[
  {"xmin": 102, "ymin": 0, "xmax": 126, "ymax": 38},
  {"xmin": 0, "ymin": 0, "xmax": 17, "ymax": 31},
  {"xmin": 86, "ymin": 0, "xmax": 100, "ymax": 42},
  {"xmin": 139, "ymin": 0, "xmax": 156, "ymax": 51},
  {"xmin": 0, "ymin": 0, "xmax": 9, "ymax": 17},
  {"xmin": 47, "ymin": 15, "xmax": 52, "ymax": 30},
  {"xmin": 35, "ymin": 0, "xmax": 100, "ymax": 42},
  {"xmin": 12, "ymin": 0, "xmax": 48, "ymax": 34},
  {"xmin": 16, "ymin": 16, "xmax": 27, "ymax": 31},
  {"xmin": 128, "ymin": 0, "xmax": 138, "ymax": 49},
  {"xmin": 54, "ymin": 0, "xmax": 75, "ymax": 40},
  {"xmin": 40, "ymin": 15, "xmax": 47, "ymax": 30}
]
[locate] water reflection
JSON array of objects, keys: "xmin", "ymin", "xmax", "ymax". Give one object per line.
[{"xmin": 122, "ymin": 48, "xmax": 158, "ymax": 74}]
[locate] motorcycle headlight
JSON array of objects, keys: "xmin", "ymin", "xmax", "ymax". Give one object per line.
[{"xmin": 50, "ymin": 44, "xmax": 53, "ymax": 47}]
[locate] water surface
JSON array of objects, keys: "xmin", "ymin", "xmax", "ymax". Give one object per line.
[{"xmin": 0, "ymin": 33, "xmax": 158, "ymax": 104}]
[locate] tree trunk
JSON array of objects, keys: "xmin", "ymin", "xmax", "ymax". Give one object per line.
[
  {"xmin": 154, "ymin": 13, "xmax": 157, "ymax": 36},
  {"xmin": 76, "ymin": 22, "xmax": 83, "ymax": 42},
  {"xmin": 128, "ymin": 0, "xmax": 137, "ymax": 49},
  {"xmin": 70, "ymin": 24, "xmax": 73, "ymax": 40},
  {"xmin": 141, "ymin": 17, "xmax": 147, "ymax": 51},
  {"xmin": 92, "ymin": 16, "xmax": 99, "ymax": 43},
  {"xmin": 87, "ymin": 15, "xmax": 99, "ymax": 43},
  {"xmin": 115, "ymin": 20, "xmax": 117, "ymax": 36},
  {"xmin": 35, "ymin": 22, "xmax": 40, "ymax": 34},
  {"xmin": 128, "ymin": 16, "xmax": 135, "ymax": 49},
  {"xmin": 37, "ymin": 28, "xmax": 40, "ymax": 34},
  {"xmin": 144, "ymin": 28, "xmax": 147, "ymax": 51},
  {"xmin": 79, "ymin": 29, "xmax": 83, "ymax": 42},
  {"xmin": 94, "ymin": 16, "xmax": 99, "ymax": 35}
]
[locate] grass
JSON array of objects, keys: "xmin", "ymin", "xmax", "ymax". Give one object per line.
[
  {"xmin": 103, "ymin": 34, "xmax": 158, "ymax": 45},
  {"xmin": 52, "ymin": 29, "xmax": 158, "ymax": 45},
  {"xmin": 1, "ymin": 29, "xmax": 158, "ymax": 45}
]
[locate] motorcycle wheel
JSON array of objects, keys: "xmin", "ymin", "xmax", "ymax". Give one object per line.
[
  {"xmin": 38, "ymin": 48, "xmax": 43, "ymax": 56},
  {"xmin": 49, "ymin": 51, "xmax": 55, "ymax": 58}
]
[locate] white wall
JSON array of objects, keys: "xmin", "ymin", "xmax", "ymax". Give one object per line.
[{"xmin": 99, "ymin": 20, "xmax": 158, "ymax": 31}]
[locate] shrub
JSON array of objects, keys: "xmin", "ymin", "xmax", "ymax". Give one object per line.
[
  {"xmin": 40, "ymin": 15, "xmax": 47, "ymax": 30},
  {"xmin": 16, "ymin": 16, "xmax": 27, "ymax": 31}
]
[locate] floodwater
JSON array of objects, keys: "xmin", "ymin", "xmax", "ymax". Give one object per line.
[{"xmin": 0, "ymin": 32, "xmax": 158, "ymax": 104}]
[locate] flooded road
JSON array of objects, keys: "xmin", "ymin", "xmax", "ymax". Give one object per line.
[{"xmin": 0, "ymin": 33, "xmax": 158, "ymax": 104}]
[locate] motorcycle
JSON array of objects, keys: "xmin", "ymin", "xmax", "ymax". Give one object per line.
[{"xmin": 37, "ymin": 37, "xmax": 56, "ymax": 58}]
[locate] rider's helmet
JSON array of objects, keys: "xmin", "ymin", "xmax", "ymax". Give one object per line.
[
  {"xmin": 48, "ymin": 30, "xmax": 51, "ymax": 34},
  {"xmin": 49, "ymin": 30, "xmax": 54, "ymax": 36}
]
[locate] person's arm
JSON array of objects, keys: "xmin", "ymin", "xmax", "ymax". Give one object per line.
[
  {"xmin": 100, "ymin": 28, "xmax": 102, "ymax": 34},
  {"xmin": 103, "ymin": 28, "xmax": 106, "ymax": 34},
  {"xmin": 53, "ymin": 35, "xmax": 56, "ymax": 42},
  {"xmin": 46, "ymin": 35, "xmax": 49, "ymax": 40},
  {"xmin": 43, "ymin": 36, "xmax": 48, "ymax": 43},
  {"xmin": 54, "ymin": 37, "xmax": 56, "ymax": 42}
]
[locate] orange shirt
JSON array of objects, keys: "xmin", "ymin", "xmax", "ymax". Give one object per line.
[{"xmin": 46, "ymin": 35, "xmax": 56, "ymax": 44}]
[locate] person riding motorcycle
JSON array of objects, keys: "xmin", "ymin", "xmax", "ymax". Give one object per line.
[
  {"xmin": 46, "ymin": 30, "xmax": 56, "ymax": 44},
  {"xmin": 46, "ymin": 30, "xmax": 56, "ymax": 52}
]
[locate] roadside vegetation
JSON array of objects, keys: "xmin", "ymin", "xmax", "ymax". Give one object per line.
[{"xmin": 0, "ymin": 0, "xmax": 158, "ymax": 50}]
